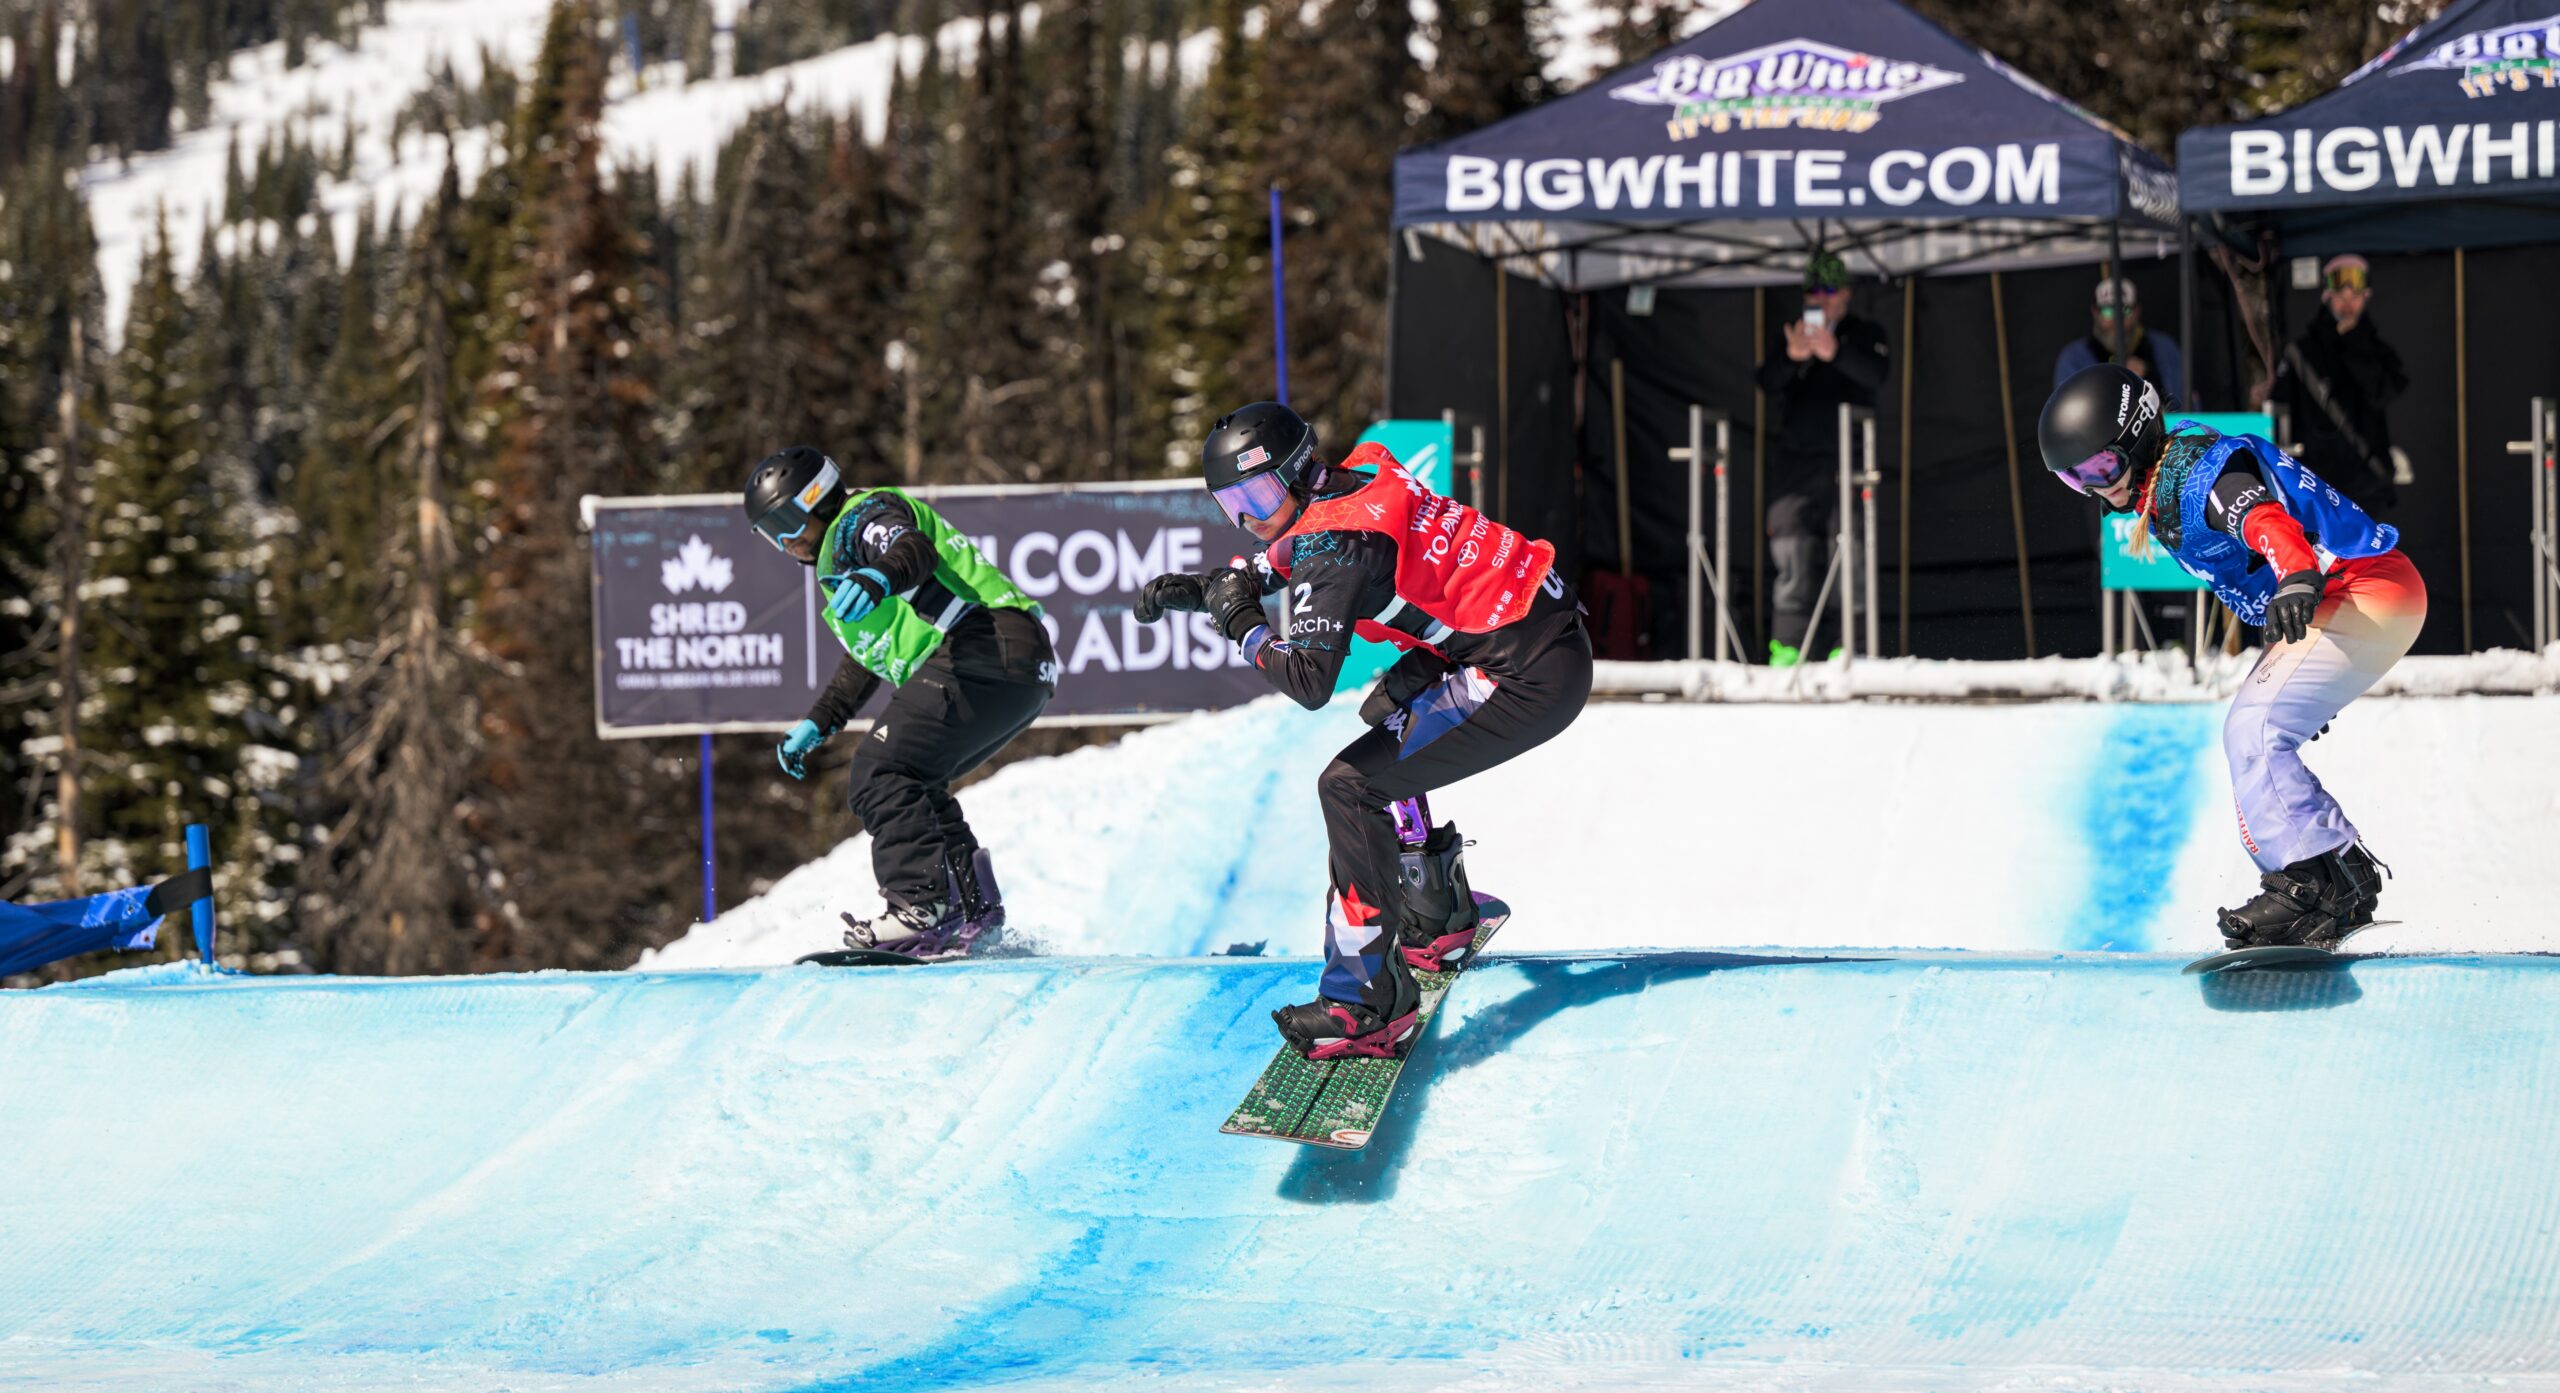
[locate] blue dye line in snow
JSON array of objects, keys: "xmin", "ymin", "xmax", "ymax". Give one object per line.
[{"xmin": 2064, "ymin": 704, "xmax": 2215, "ymax": 951}]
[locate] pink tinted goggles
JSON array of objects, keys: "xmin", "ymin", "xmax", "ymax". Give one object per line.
[
  {"xmin": 1213, "ymin": 471, "xmax": 1295, "ymax": 529},
  {"xmin": 2057, "ymin": 449, "xmax": 2131, "ymax": 496}
]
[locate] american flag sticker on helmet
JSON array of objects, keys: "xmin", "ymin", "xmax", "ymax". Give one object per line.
[{"xmin": 1236, "ymin": 445, "xmax": 1270, "ymax": 468}]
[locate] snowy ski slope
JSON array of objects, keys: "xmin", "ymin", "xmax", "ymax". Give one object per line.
[
  {"xmin": 6, "ymin": 952, "xmax": 2560, "ymax": 1390},
  {"xmin": 78, "ymin": 0, "xmax": 1739, "ymax": 335},
  {"xmin": 650, "ymin": 691, "xmax": 2560, "ymax": 968}
]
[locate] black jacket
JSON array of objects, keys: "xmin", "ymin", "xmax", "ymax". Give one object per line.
[
  {"xmin": 1754, "ymin": 313, "xmax": 1889, "ymax": 464},
  {"xmin": 2271, "ymin": 309, "xmax": 2408, "ymax": 509}
]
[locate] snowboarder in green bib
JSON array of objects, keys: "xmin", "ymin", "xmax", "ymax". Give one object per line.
[{"xmin": 745, "ymin": 447, "xmax": 1057, "ymax": 957}]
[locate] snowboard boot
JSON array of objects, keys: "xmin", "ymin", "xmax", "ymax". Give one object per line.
[
  {"xmin": 841, "ymin": 895, "xmax": 962, "ymax": 958},
  {"xmin": 1395, "ymin": 821, "xmax": 1483, "ymax": 973},
  {"xmin": 1273, "ymin": 930, "xmax": 1424, "ymax": 1061},
  {"xmin": 944, "ymin": 845, "xmax": 1006, "ymax": 950},
  {"xmin": 2305, "ymin": 842, "xmax": 2389, "ymax": 949},
  {"xmin": 2215, "ymin": 846, "xmax": 2371, "ymax": 950}
]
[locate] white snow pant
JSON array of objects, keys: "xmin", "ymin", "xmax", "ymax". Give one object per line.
[{"xmin": 2223, "ymin": 551, "xmax": 2426, "ymax": 873}]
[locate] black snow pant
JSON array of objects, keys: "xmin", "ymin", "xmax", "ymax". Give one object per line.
[
  {"xmin": 846, "ymin": 662, "xmax": 1050, "ymax": 907},
  {"xmin": 1312, "ymin": 614, "xmax": 1594, "ymax": 1011},
  {"xmin": 1767, "ymin": 472, "xmax": 1836, "ymax": 654}
]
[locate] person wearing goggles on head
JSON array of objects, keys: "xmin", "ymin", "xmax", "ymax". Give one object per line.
[
  {"xmin": 743, "ymin": 446, "xmax": 1056, "ymax": 959},
  {"xmin": 1135, "ymin": 402, "xmax": 1592, "ymax": 1059},
  {"xmin": 2040, "ymin": 364, "xmax": 2424, "ymax": 952},
  {"xmin": 2268, "ymin": 254, "xmax": 2408, "ymax": 513}
]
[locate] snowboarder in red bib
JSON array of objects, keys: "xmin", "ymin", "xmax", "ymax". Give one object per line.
[{"xmin": 1137, "ymin": 403, "xmax": 1593, "ymax": 1058}]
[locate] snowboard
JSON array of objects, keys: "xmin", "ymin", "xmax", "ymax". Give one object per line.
[
  {"xmin": 2182, "ymin": 922, "xmax": 2397, "ymax": 975},
  {"xmin": 795, "ymin": 947, "xmax": 946, "ymax": 968},
  {"xmin": 1220, "ymin": 894, "xmax": 1509, "ymax": 1151}
]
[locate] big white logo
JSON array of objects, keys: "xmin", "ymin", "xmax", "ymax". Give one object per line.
[
  {"xmin": 661, "ymin": 535, "xmax": 735, "ymax": 595},
  {"xmin": 1612, "ymin": 39, "xmax": 1962, "ymax": 137},
  {"xmin": 2396, "ymin": 13, "xmax": 2560, "ymax": 99}
]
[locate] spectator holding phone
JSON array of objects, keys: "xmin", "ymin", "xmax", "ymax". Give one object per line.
[{"xmin": 1754, "ymin": 249, "xmax": 1889, "ymax": 666}]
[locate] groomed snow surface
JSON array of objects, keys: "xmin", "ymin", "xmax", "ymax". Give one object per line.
[
  {"xmin": 8, "ymin": 953, "xmax": 2560, "ymax": 1390},
  {"xmin": 650, "ymin": 687, "xmax": 2560, "ymax": 968}
]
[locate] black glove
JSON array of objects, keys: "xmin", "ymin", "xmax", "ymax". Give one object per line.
[
  {"xmin": 2263, "ymin": 569, "xmax": 2326, "ymax": 645},
  {"xmin": 1135, "ymin": 572, "xmax": 1206, "ymax": 624},
  {"xmin": 1201, "ymin": 567, "xmax": 1265, "ymax": 643}
]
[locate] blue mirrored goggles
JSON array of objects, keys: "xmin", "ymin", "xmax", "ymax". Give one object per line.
[
  {"xmin": 1212, "ymin": 470, "xmax": 1296, "ymax": 530},
  {"xmin": 753, "ymin": 459, "xmax": 843, "ymax": 552},
  {"xmin": 2057, "ymin": 448, "xmax": 2132, "ymax": 497}
]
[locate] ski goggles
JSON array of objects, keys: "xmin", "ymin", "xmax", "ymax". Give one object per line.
[
  {"xmin": 2055, "ymin": 448, "xmax": 2133, "ymax": 497},
  {"xmin": 2323, "ymin": 262, "xmax": 2370, "ymax": 292},
  {"xmin": 1211, "ymin": 470, "xmax": 1296, "ymax": 530},
  {"xmin": 751, "ymin": 457, "xmax": 842, "ymax": 553}
]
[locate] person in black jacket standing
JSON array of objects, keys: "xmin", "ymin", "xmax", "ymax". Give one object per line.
[
  {"xmin": 2268, "ymin": 255, "xmax": 2409, "ymax": 514},
  {"xmin": 1753, "ymin": 250, "xmax": 1888, "ymax": 665}
]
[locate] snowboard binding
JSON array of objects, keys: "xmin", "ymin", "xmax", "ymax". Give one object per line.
[
  {"xmin": 841, "ymin": 847, "xmax": 1007, "ymax": 961},
  {"xmin": 2216, "ymin": 843, "xmax": 2386, "ymax": 951},
  {"xmin": 1389, "ymin": 797, "xmax": 1483, "ymax": 973}
]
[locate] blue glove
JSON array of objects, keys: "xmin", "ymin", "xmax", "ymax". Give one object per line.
[
  {"xmin": 776, "ymin": 719, "xmax": 827, "ymax": 780},
  {"xmin": 821, "ymin": 567, "xmax": 891, "ymax": 625}
]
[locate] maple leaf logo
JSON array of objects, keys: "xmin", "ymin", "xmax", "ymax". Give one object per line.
[{"xmin": 661, "ymin": 535, "xmax": 734, "ymax": 594}]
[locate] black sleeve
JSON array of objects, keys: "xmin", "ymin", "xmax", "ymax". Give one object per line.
[
  {"xmin": 806, "ymin": 652, "xmax": 883, "ymax": 733},
  {"xmin": 1754, "ymin": 342, "xmax": 1801, "ymax": 394},
  {"xmin": 2203, "ymin": 465, "xmax": 2273, "ymax": 541},
  {"xmin": 2370, "ymin": 334, "xmax": 2410, "ymax": 408},
  {"xmin": 1244, "ymin": 532, "xmax": 1397, "ymax": 711},
  {"xmin": 828, "ymin": 494, "xmax": 940, "ymax": 593},
  {"xmin": 1829, "ymin": 319, "xmax": 1890, "ymax": 394}
]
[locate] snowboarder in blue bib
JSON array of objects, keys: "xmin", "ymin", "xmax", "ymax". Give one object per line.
[
  {"xmin": 2039, "ymin": 365, "xmax": 2425, "ymax": 949},
  {"xmin": 745, "ymin": 447, "xmax": 1057, "ymax": 958}
]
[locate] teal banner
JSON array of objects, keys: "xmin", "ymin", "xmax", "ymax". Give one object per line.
[{"xmin": 1333, "ymin": 420, "xmax": 1457, "ymax": 693}]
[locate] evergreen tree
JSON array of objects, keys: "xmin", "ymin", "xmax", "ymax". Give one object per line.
[
  {"xmin": 1254, "ymin": 0, "xmax": 1422, "ymax": 447},
  {"xmin": 1033, "ymin": 0, "xmax": 1124, "ymax": 477},
  {"xmin": 302, "ymin": 158, "xmax": 477, "ymax": 975},
  {"xmin": 683, "ymin": 105, "xmax": 826, "ymax": 484},
  {"xmin": 1427, "ymin": 0, "xmax": 1550, "ymax": 140},
  {"xmin": 469, "ymin": 0, "xmax": 687, "ymax": 970},
  {"xmin": 80, "ymin": 221, "xmax": 284, "ymax": 933},
  {"xmin": 291, "ymin": 210, "xmax": 393, "ymax": 642},
  {"xmin": 1133, "ymin": 0, "xmax": 1267, "ymax": 473},
  {"xmin": 798, "ymin": 118, "xmax": 909, "ymax": 481}
]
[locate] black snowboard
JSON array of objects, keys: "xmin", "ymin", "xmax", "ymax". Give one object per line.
[
  {"xmin": 795, "ymin": 947, "xmax": 943, "ymax": 968},
  {"xmin": 2182, "ymin": 944, "xmax": 2342, "ymax": 975},
  {"xmin": 2183, "ymin": 920, "xmax": 2398, "ymax": 975}
]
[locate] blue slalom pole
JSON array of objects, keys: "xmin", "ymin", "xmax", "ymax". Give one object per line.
[
  {"xmin": 183, "ymin": 823, "xmax": 214, "ymax": 965},
  {"xmin": 699, "ymin": 733, "xmax": 717, "ymax": 922},
  {"xmin": 1269, "ymin": 183, "xmax": 1289, "ymax": 406}
]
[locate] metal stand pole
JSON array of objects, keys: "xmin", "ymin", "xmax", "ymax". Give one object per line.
[
  {"xmin": 2510, "ymin": 396, "xmax": 2560, "ymax": 649},
  {"xmin": 1445, "ymin": 408, "xmax": 1486, "ymax": 513},
  {"xmin": 1674, "ymin": 405, "xmax": 1743, "ymax": 662},
  {"xmin": 1716, "ymin": 415, "xmax": 1735, "ymax": 662},
  {"xmin": 1860, "ymin": 411, "xmax": 1881, "ymax": 661},
  {"xmin": 2102, "ymin": 587, "xmax": 2118, "ymax": 657},
  {"xmin": 1837, "ymin": 402, "xmax": 1856, "ymax": 667}
]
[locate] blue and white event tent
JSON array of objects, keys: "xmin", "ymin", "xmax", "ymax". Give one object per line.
[
  {"xmin": 2179, "ymin": 0, "xmax": 2560, "ymax": 254},
  {"xmin": 1390, "ymin": 0, "xmax": 2179, "ymax": 288}
]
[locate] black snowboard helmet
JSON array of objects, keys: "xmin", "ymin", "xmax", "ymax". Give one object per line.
[
  {"xmin": 744, "ymin": 446, "xmax": 846, "ymax": 560},
  {"xmin": 2039, "ymin": 363, "xmax": 2164, "ymax": 501},
  {"xmin": 1202, "ymin": 401, "xmax": 1319, "ymax": 532}
]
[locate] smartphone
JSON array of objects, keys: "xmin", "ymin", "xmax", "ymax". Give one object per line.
[{"xmin": 1803, "ymin": 307, "xmax": 1828, "ymax": 331}]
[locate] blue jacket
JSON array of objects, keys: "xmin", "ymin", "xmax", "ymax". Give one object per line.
[{"xmin": 2150, "ymin": 427, "xmax": 2398, "ymax": 625}]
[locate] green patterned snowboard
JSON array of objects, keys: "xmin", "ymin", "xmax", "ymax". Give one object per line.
[{"xmin": 1221, "ymin": 897, "xmax": 1509, "ymax": 1150}]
